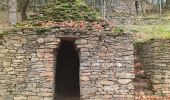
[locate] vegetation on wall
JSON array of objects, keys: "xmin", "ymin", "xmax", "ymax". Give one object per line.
[
  {"xmin": 14, "ymin": 0, "xmax": 118, "ymax": 33},
  {"xmin": 31, "ymin": 1, "xmax": 99, "ymax": 22}
]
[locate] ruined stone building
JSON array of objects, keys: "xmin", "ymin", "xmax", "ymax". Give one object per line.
[
  {"xmin": 136, "ymin": 39, "xmax": 170, "ymax": 96},
  {"xmin": 0, "ymin": 0, "xmax": 170, "ymax": 100},
  {"xmin": 0, "ymin": 29, "xmax": 135, "ymax": 100},
  {"xmin": 0, "ymin": 28, "xmax": 170, "ymax": 100}
]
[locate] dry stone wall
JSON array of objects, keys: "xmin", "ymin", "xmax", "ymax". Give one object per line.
[
  {"xmin": 0, "ymin": 29, "xmax": 134, "ymax": 100},
  {"xmin": 137, "ymin": 39, "xmax": 170, "ymax": 95}
]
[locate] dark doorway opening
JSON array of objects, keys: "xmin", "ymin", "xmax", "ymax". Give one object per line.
[{"xmin": 55, "ymin": 40, "xmax": 80, "ymax": 100}]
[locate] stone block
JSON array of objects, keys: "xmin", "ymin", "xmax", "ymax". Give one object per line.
[
  {"xmin": 0, "ymin": 95, "xmax": 13, "ymax": 100},
  {"xmin": 44, "ymin": 97, "xmax": 53, "ymax": 100},
  {"xmin": 81, "ymin": 87, "xmax": 96, "ymax": 95},
  {"xmin": 117, "ymin": 79, "xmax": 131, "ymax": 85},
  {"xmin": 14, "ymin": 96, "xmax": 27, "ymax": 100},
  {"xmin": 28, "ymin": 96, "xmax": 43, "ymax": 100},
  {"xmin": 37, "ymin": 38, "xmax": 44, "ymax": 44},
  {"xmin": 98, "ymin": 81, "xmax": 115, "ymax": 85}
]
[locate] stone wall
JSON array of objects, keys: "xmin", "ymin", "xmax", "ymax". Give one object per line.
[
  {"xmin": 137, "ymin": 39, "xmax": 170, "ymax": 95},
  {"xmin": 0, "ymin": 29, "xmax": 134, "ymax": 100}
]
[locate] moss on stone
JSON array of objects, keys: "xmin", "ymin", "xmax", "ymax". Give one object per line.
[
  {"xmin": 14, "ymin": 1, "xmax": 116, "ymax": 33},
  {"xmin": 30, "ymin": 1, "xmax": 99, "ymax": 22},
  {"xmin": 0, "ymin": 32, "xmax": 8, "ymax": 39}
]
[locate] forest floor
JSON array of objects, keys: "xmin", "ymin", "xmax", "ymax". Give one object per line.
[
  {"xmin": 123, "ymin": 11, "xmax": 170, "ymax": 42},
  {"xmin": 0, "ymin": 10, "xmax": 21, "ymax": 33},
  {"xmin": 0, "ymin": 11, "xmax": 9, "ymax": 32},
  {"xmin": 125, "ymin": 23, "xmax": 170, "ymax": 42}
]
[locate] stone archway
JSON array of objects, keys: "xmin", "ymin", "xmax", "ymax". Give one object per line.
[{"xmin": 55, "ymin": 39, "xmax": 80, "ymax": 100}]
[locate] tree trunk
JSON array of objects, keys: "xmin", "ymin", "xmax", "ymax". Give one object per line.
[
  {"xmin": 101, "ymin": 0, "xmax": 106, "ymax": 18},
  {"xmin": 159, "ymin": 0, "xmax": 163, "ymax": 20},
  {"xmin": 103, "ymin": 0, "xmax": 106, "ymax": 18},
  {"xmin": 8, "ymin": 0, "xmax": 17, "ymax": 26},
  {"xmin": 140, "ymin": 0, "xmax": 144, "ymax": 16},
  {"xmin": 166, "ymin": 0, "xmax": 170, "ymax": 9},
  {"xmin": 21, "ymin": 10, "xmax": 27, "ymax": 21},
  {"xmin": 20, "ymin": 0, "xmax": 30, "ymax": 21},
  {"xmin": 101, "ymin": 0, "xmax": 103, "ymax": 17},
  {"xmin": 135, "ymin": 1, "xmax": 139, "ymax": 14}
]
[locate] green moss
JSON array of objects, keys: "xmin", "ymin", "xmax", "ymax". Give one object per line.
[
  {"xmin": 133, "ymin": 41, "xmax": 144, "ymax": 47},
  {"xmin": 130, "ymin": 29, "xmax": 139, "ymax": 33},
  {"xmin": 114, "ymin": 27, "xmax": 124, "ymax": 33},
  {"xmin": 0, "ymin": 34, "xmax": 3, "ymax": 39},
  {"xmin": 0, "ymin": 32, "xmax": 8, "ymax": 39},
  {"xmin": 34, "ymin": 28, "xmax": 51, "ymax": 35},
  {"xmin": 14, "ymin": 0, "xmax": 102, "ymax": 32},
  {"xmin": 125, "ymin": 24, "xmax": 170, "ymax": 41},
  {"xmin": 31, "ymin": 1, "xmax": 99, "ymax": 22},
  {"xmin": 160, "ymin": 44, "xmax": 166, "ymax": 52}
]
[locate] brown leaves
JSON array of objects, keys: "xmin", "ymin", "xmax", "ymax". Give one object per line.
[
  {"xmin": 40, "ymin": 20, "xmax": 115, "ymax": 32},
  {"xmin": 135, "ymin": 92, "xmax": 170, "ymax": 100}
]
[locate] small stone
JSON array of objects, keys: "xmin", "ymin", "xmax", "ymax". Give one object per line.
[
  {"xmin": 77, "ymin": 44, "xmax": 93, "ymax": 48},
  {"xmin": 21, "ymin": 38, "xmax": 27, "ymax": 44},
  {"xmin": 103, "ymin": 95, "xmax": 112, "ymax": 99},
  {"xmin": 0, "ymin": 95, "xmax": 13, "ymax": 100},
  {"xmin": 3, "ymin": 67, "xmax": 14, "ymax": 72},
  {"xmin": 80, "ymin": 76, "xmax": 89, "ymax": 81},
  {"xmin": 116, "ymin": 63, "xmax": 122, "ymax": 67},
  {"xmin": 14, "ymin": 96, "xmax": 27, "ymax": 100},
  {"xmin": 16, "ymin": 56, "xmax": 25, "ymax": 59},
  {"xmin": 117, "ymin": 79, "xmax": 131, "ymax": 84},
  {"xmin": 45, "ymin": 45, "xmax": 57, "ymax": 49},
  {"xmin": 37, "ymin": 38, "xmax": 44, "ymax": 44},
  {"xmin": 98, "ymin": 81, "xmax": 114, "ymax": 85},
  {"xmin": 13, "ymin": 60, "xmax": 23, "ymax": 63},
  {"xmin": 45, "ymin": 53, "xmax": 53, "ymax": 58},
  {"xmin": 0, "ymin": 49, "xmax": 8, "ymax": 53},
  {"xmin": 3, "ymin": 61, "xmax": 11, "ymax": 67},
  {"xmin": 37, "ymin": 53, "xmax": 45, "ymax": 58},
  {"xmin": 116, "ymin": 73, "xmax": 135, "ymax": 79},
  {"xmin": 40, "ymin": 72, "xmax": 53, "ymax": 77},
  {"xmin": 31, "ymin": 58, "xmax": 39, "ymax": 62},
  {"xmin": 79, "ymin": 39, "xmax": 88, "ymax": 44},
  {"xmin": 28, "ymin": 96, "xmax": 42, "ymax": 100},
  {"xmin": 44, "ymin": 97, "xmax": 53, "ymax": 100},
  {"xmin": 104, "ymin": 86, "xmax": 114, "ymax": 91},
  {"xmin": 37, "ymin": 93, "xmax": 53, "ymax": 96},
  {"xmin": 81, "ymin": 87, "xmax": 96, "ymax": 95}
]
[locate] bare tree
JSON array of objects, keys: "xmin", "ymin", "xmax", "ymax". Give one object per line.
[
  {"xmin": 8, "ymin": 0, "xmax": 17, "ymax": 25},
  {"xmin": 0, "ymin": 0, "xmax": 8, "ymax": 10},
  {"xmin": 159, "ymin": 0, "xmax": 163, "ymax": 20},
  {"xmin": 101, "ymin": 0, "xmax": 106, "ymax": 18},
  {"xmin": 165, "ymin": 0, "xmax": 170, "ymax": 8},
  {"xmin": 18, "ymin": 0, "xmax": 30, "ymax": 21}
]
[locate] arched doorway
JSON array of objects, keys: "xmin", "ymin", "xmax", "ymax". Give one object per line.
[{"xmin": 55, "ymin": 40, "xmax": 80, "ymax": 100}]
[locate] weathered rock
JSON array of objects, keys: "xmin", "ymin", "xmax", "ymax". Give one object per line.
[
  {"xmin": 0, "ymin": 95, "xmax": 13, "ymax": 100},
  {"xmin": 14, "ymin": 96, "xmax": 27, "ymax": 100},
  {"xmin": 3, "ymin": 61, "xmax": 11, "ymax": 67},
  {"xmin": 37, "ymin": 38, "xmax": 44, "ymax": 44},
  {"xmin": 28, "ymin": 96, "xmax": 43, "ymax": 100},
  {"xmin": 98, "ymin": 81, "xmax": 115, "ymax": 85},
  {"xmin": 117, "ymin": 79, "xmax": 131, "ymax": 85}
]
